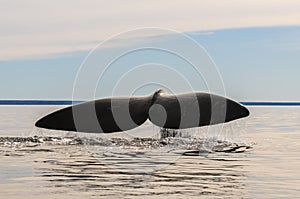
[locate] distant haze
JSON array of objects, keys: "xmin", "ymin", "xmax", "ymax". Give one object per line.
[{"xmin": 0, "ymin": 1, "xmax": 299, "ymax": 101}]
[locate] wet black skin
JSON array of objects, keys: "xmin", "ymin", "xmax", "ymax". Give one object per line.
[{"xmin": 35, "ymin": 89, "xmax": 249, "ymax": 133}]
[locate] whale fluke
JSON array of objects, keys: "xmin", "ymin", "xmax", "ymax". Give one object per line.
[{"xmin": 35, "ymin": 89, "xmax": 249, "ymax": 133}]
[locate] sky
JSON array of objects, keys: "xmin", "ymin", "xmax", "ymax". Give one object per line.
[{"xmin": 0, "ymin": 0, "xmax": 300, "ymax": 101}]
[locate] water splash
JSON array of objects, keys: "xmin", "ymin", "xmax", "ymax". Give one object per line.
[{"xmin": 0, "ymin": 134, "xmax": 252, "ymax": 154}]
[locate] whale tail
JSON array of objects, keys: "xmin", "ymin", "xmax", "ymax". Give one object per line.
[{"xmin": 35, "ymin": 89, "xmax": 249, "ymax": 133}]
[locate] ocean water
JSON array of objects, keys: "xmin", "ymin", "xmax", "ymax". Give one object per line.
[{"xmin": 0, "ymin": 106, "xmax": 299, "ymax": 198}]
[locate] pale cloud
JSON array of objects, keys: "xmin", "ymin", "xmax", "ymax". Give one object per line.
[{"xmin": 1, "ymin": 0, "xmax": 300, "ymax": 60}]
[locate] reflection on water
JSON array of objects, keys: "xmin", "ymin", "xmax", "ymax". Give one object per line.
[
  {"xmin": 0, "ymin": 136, "xmax": 250, "ymax": 199},
  {"xmin": 0, "ymin": 106, "xmax": 300, "ymax": 198}
]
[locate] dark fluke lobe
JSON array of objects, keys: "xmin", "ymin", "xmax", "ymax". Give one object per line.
[{"xmin": 35, "ymin": 89, "xmax": 249, "ymax": 133}]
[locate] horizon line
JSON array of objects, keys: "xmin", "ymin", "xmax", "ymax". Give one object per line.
[{"xmin": 0, "ymin": 100, "xmax": 300, "ymax": 106}]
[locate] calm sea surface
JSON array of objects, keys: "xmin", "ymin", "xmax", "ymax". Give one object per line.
[{"xmin": 0, "ymin": 106, "xmax": 299, "ymax": 198}]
